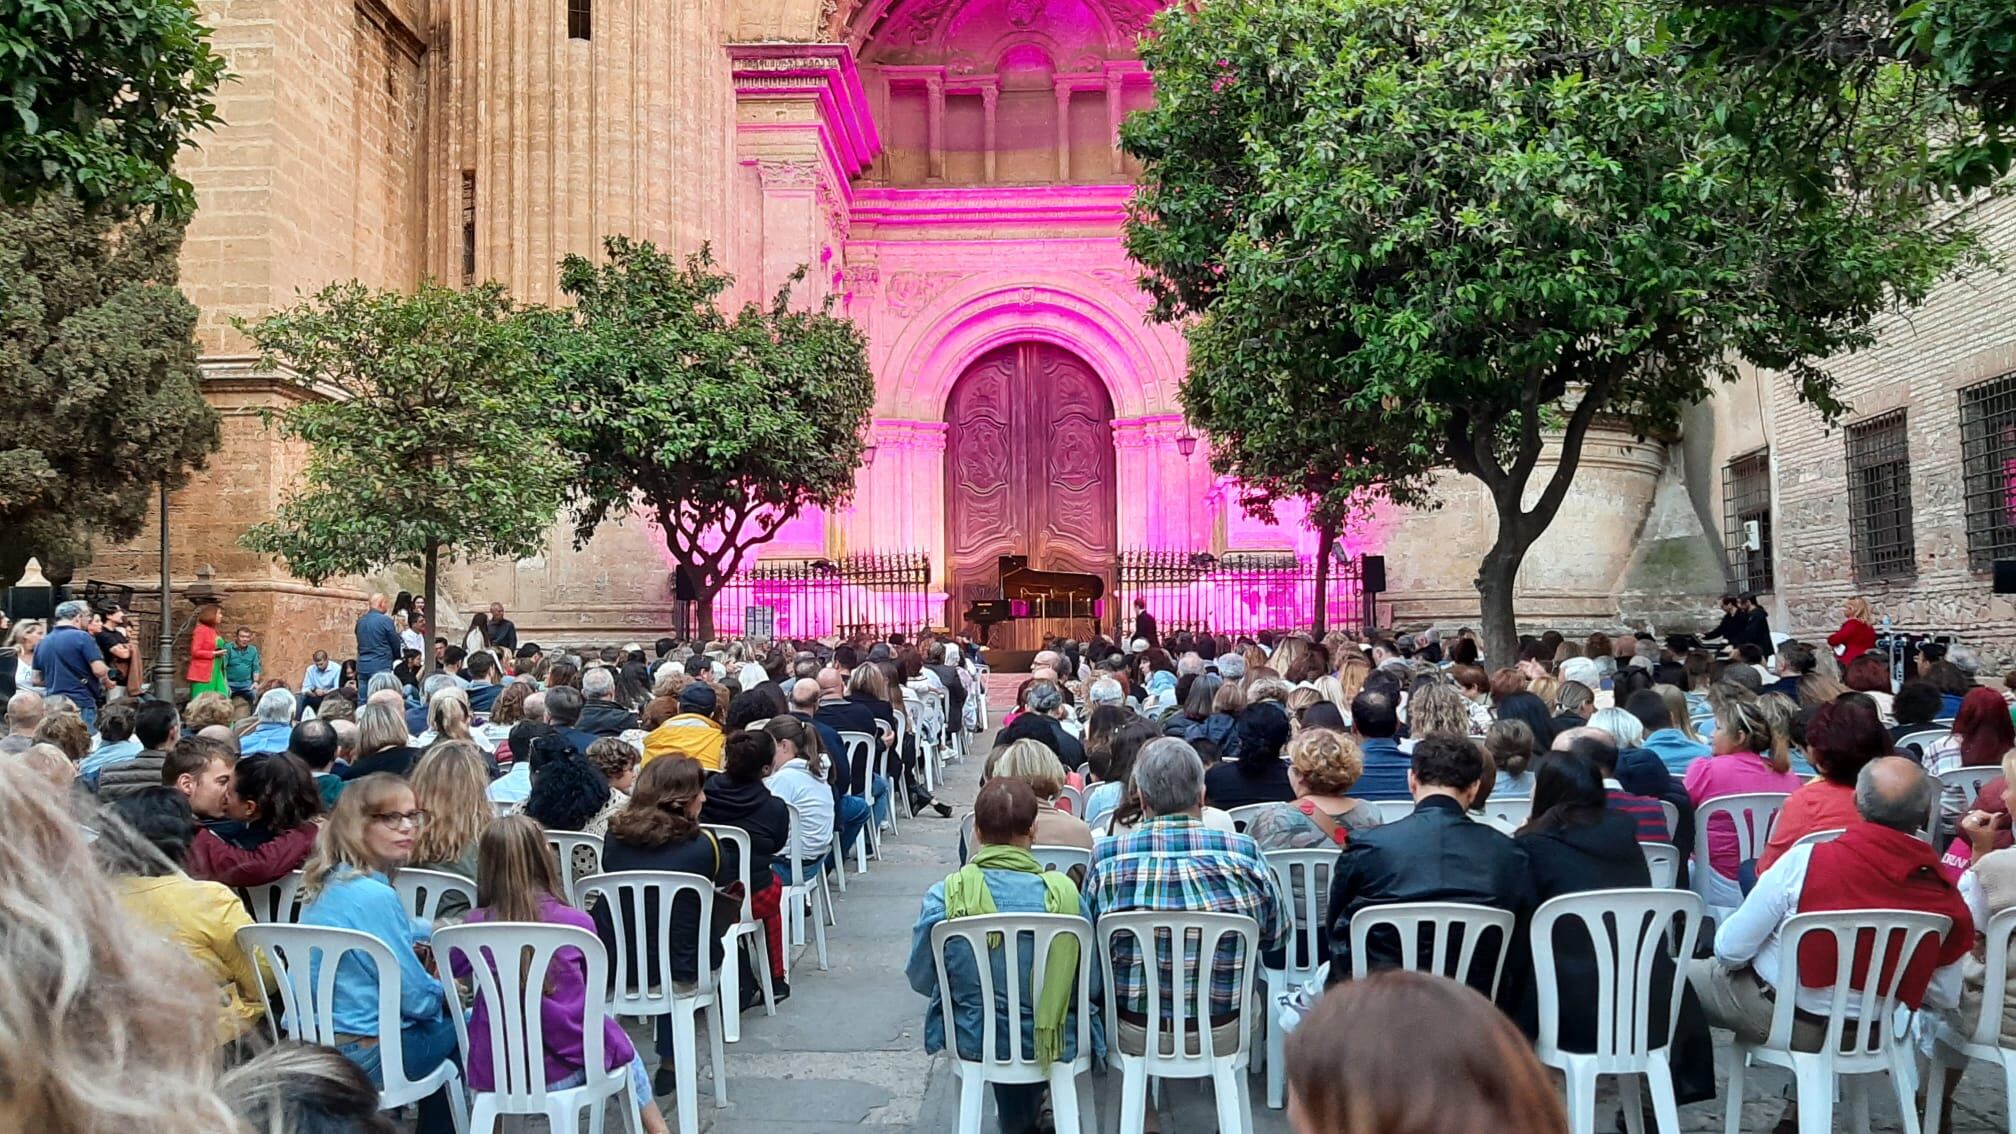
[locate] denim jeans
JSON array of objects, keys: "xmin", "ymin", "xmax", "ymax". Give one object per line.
[
  {"xmin": 551, "ymin": 1051, "xmax": 654, "ymax": 1109},
  {"xmin": 337, "ymin": 1012, "xmax": 462, "ymax": 1134},
  {"xmin": 836, "ymin": 793, "xmax": 872, "ymax": 867}
]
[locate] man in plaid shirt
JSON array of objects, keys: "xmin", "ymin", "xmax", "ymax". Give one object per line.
[{"xmin": 1085, "ymin": 737, "xmax": 1286, "ymax": 1037}]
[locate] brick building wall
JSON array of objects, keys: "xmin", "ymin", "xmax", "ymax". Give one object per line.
[{"xmin": 1700, "ymin": 192, "xmax": 2016, "ymax": 669}]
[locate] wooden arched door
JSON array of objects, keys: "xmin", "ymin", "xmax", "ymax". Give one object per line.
[{"xmin": 945, "ymin": 342, "xmax": 1116, "ymax": 643}]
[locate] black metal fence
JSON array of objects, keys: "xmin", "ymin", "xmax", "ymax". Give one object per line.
[
  {"xmin": 1117, "ymin": 549, "xmax": 1373, "ymax": 638},
  {"xmin": 696, "ymin": 552, "xmax": 932, "ymax": 642}
]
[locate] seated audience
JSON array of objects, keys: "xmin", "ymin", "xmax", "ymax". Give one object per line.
[
  {"xmin": 340, "ymin": 700, "xmax": 422, "ymax": 780},
  {"xmin": 218, "ymin": 1041, "xmax": 397, "ymax": 1134},
  {"xmin": 760, "ymin": 714, "xmax": 847, "ymax": 879},
  {"xmin": 643, "ymin": 683, "xmax": 726, "ymax": 771},
  {"xmin": 290, "ymin": 718, "xmax": 346, "ymax": 809},
  {"xmin": 0, "ymin": 687, "xmax": 45, "ymax": 755},
  {"xmin": 991, "ymin": 738, "xmax": 1094, "ymax": 850},
  {"xmin": 1345, "ymin": 688, "xmax": 1410, "ymax": 802},
  {"xmin": 1925, "ymin": 686, "xmax": 2015, "ymax": 827},
  {"xmin": 97, "ymin": 698, "xmax": 181, "ymax": 799},
  {"xmin": 906, "ymin": 778, "xmax": 1101, "ymax": 1134},
  {"xmin": 1630, "ymin": 688, "xmax": 1712, "ymax": 777},
  {"xmin": 1246, "ymin": 728, "xmax": 1383, "ymax": 850},
  {"xmin": 1686, "ymin": 692, "xmax": 1803, "ymax": 907},
  {"xmin": 297, "ymin": 774, "xmax": 461, "ymax": 1133},
  {"xmin": 1325, "ymin": 735, "xmax": 1533, "ymax": 1001},
  {"xmin": 1084, "ymin": 736, "xmax": 1283, "ymax": 1107},
  {"xmin": 523, "ymin": 745, "xmax": 614, "ymax": 837},
  {"xmin": 1286, "ymin": 972, "xmax": 1567, "ymax": 1134},
  {"xmin": 698, "ymin": 730, "xmax": 791, "ymax": 1004},
  {"xmin": 1495, "ymin": 689, "xmax": 1558, "ymax": 753},
  {"xmin": 1204, "ymin": 701, "xmax": 1296, "ymax": 809},
  {"xmin": 76, "ymin": 701, "xmax": 141, "ymax": 786},
  {"xmin": 189, "ymin": 748, "xmax": 322, "ymax": 887},
  {"xmin": 1687, "ymin": 758, "xmax": 1972, "ymax": 1132},
  {"xmin": 577, "ymin": 667, "xmax": 641, "ymax": 738},
  {"xmin": 1080, "ymin": 719, "xmax": 1158, "ymax": 833},
  {"xmin": 1487, "ymin": 718, "xmax": 1537, "ymax": 798},
  {"xmin": 98, "ymin": 787, "xmax": 270, "ymax": 1050},
  {"xmin": 454, "ymin": 815, "xmax": 670, "ymax": 1134},
  {"xmin": 592, "ymin": 756, "xmax": 740, "ymax": 1096},
  {"xmin": 1933, "ymin": 756, "xmax": 2016, "ymax": 1117},
  {"xmin": 1891, "ymin": 679, "xmax": 1947, "ymax": 753},
  {"xmin": 1758, "ymin": 698, "xmax": 1892, "ymax": 872},
  {"xmin": 239, "ymin": 689, "xmax": 296, "ymax": 756},
  {"xmin": 405, "ymin": 740, "xmax": 495, "ymax": 920}
]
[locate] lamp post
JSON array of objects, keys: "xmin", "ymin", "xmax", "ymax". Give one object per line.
[
  {"xmin": 152, "ymin": 479, "xmax": 175, "ymax": 702},
  {"xmin": 1176, "ymin": 432, "xmax": 1198, "ymax": 458}
]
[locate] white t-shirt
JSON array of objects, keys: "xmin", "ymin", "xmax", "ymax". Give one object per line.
[{"xmin": 767, "ymin": 758, "xmax": 837, "ymax": 864}]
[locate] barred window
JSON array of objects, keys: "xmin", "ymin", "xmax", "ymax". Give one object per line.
[
  {"xmin": 1960, "ymin": 373, "xmax": 2016, "ymax": 571},
  {"xmin": 1723, "ymin": 449, "xmax": 1774, "ymax": 593},
  {"xmin": 459, "ymin": 170, "xmax": 476, "ymax": 285},
  {"xmin": 1846, "ymin": 411, "xmax": 1915, "ymax": 580},
  {"xmin": 568, "ymin": 0, "xmax": 591, "ymax": 40}
]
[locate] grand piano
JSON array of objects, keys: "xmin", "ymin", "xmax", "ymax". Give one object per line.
[{"xmin": 963, "ymin": 555, "xmax": 1107, "ymax": 647}]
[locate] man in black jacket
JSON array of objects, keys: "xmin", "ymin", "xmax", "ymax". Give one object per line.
[
  {"xmin": 923, "ymin": 641, "xmax": 968, "ymax": 735},
  {"xmin": 1325, "ymin": 735, "xmax": 1534, "ymax": 1002},
  {"xmin": 576, "ymin": 667, "xmax": 640, "ymax": 737}
]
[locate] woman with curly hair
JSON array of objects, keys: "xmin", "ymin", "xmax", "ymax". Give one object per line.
[
  {"xmin": 522, "ymin": 746, "xmax": 613, "ymax": 835},
  {"xmin": 182, "ymin": 690, "xmax": 239, "ymax": 733},
  {"xmin": 1401, "ymin": 680, "xmax": 1476, "ymax": 743},
  {"xmin": 406, "ymin": 741, "xmax": 494, "ymax": 919}
]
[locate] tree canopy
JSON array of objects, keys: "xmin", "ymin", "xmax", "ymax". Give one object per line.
[
  {"xmin": 0, "ymin": 191, "xmax": 219, "ymax": 584},
  {"xmin": 240, "ymin": 281, "xmax": 569, "ymax": 666},
  {"xmin": 1122, "ymin": 0, "xmax": 1984, "ymax": 662},
  {"xmin": 0, "ymin": 0, "xmax": 227, "ymax": 214},
  {"xmin": 536, "ymin": 237, "xmax": 876, "ymax": 639}
]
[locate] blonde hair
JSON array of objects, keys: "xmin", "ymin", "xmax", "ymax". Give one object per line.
[
  {"xmin": 1284, "ymin": 686, "xmax": 1323, "ymax": 720},
  {"xmin": 408, "ymin": 741, "xmax": 492, "ymax": 866},
  {"xmin": 1527, "ymin": 675, "xmax": 1560, "ymax": 707},
  {"xmin": 1311, "ymin": 674, "xmax": 1350, "ymax": 712},
  {"xmin": 1712, "ymin": 691, "xmax": 1792, "ymax": 774},
  {"xmin": 1212, "ymin": 680, "xmax": 1249, "ymax": 716},
  {"xmin": 183, "ymin": 691, "xmax": 237, "ymax": 731},
  {"xmin": 0, "ymin": 762, "xmax": 239, "ymax": 1132},
  {"xmin": 1287, "ymin": 727, "xmax": 1363, "ymax": 795},
  {"xmin": 1406, "ymin": 681, "xmax": 1474, "ymax": 740},
  {"xmin": 426, "ymin": 691, "xmax": 472, "ymax": 741},
  {"xmin": 1334, "ymin": 652, "xmax": 1372, "ymax": 703},
  {"xmin": 1845, "ymin": 596, "xmax": 1873, "ymax": 625},
  {"xmin": 354, "ymin": 699, "xmax": 410, "ymax": 757},
  {"xmin": 990, "ymin": 738, "xmax": 1067, "ymax": 799},
  {"xmin": 1655, "ymin": 684, "xmax": 1701, "ymax": 742},
  {"xmin": 1269, "ymin": 637, "xmax": 1310, "ymax": 679},
  {"xmin": 300, "ymin": 773, "xmax": 415, "ymax": 903}
]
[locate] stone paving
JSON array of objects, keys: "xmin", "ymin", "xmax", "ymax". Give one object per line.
[{"xmin": 620, "ymin": 698, "xmax": 2011, "ymax": 1133}]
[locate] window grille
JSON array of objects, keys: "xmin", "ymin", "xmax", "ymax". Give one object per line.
[
  {"xmin": 1960, "ymin": 373, "xmax": 2016, "ymax": 571},
  {"xmin": 1845, "ymin": 411, "xmax": 1915, "ymax": 580},
  {"xmin": 459, "ymin": 170, "xmax": 476, "ymax": 285},
  {"xmin": 568, "ymin": 0, "xmax": 591, "ymax": 40},
  {"xmin": 1723, "ymin": 449, "xmax": 1774, "ymax": 593}
]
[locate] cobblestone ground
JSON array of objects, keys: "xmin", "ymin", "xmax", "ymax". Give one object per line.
[{"xmin": 610, "ymin": 685, "xmax": 2011, "ymax": 1133}]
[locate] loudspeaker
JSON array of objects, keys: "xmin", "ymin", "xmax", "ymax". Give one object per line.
[
  {"xmin": 672, "ymin": 566, "xmax": 697, "ymax": 602},
  {"xmin": 1995, "ymin": 560, "xmax": 2016, "ymax": 594},
  {"xmin": 1361, "ymin": 555, "xmax": 1387, "ymax": 594}
]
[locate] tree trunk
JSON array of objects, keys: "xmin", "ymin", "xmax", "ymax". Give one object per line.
[
  {"xmin": 1311, "ymin": 519, "xmax": 1338, "ymax": 636},
  {"xmin": 1475, "ymin": 522, "xmax": 1538, "ymax": 670},
  {"xmin": 694, "ymin": 586, "xmax": 716, "ymax": 642},
  {"xmin": 423, "ymin": 540, "xmax": 440, "ymax": 676}
]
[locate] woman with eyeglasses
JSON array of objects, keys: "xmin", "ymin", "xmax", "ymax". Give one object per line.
[{"xmin": 298, "ymin": 773, "xmax": 461, "ymax": 1134}]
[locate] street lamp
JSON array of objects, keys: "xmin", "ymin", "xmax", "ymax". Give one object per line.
[
  {"xmin": 861, "ymin": 441, "xmax": 879, "ymax": 468},
  {"xmin": 1175, "ymin": 432, "xmax": 1198, "ymax": 458}
]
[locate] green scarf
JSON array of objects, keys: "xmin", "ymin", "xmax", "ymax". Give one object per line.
[{"xmin": 940, "ymin": 843, "xmax": 1082, "ymax": 1067}]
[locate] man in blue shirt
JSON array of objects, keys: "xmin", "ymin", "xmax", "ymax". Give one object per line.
[
  {"xmin": 1347, "ymin": 688, "xmax": 1411, "ymax": 801},
  {"xmin": 33, "ymin": 600, "xmax": 107, "ymax": 729},
  {"xmin": 353, "ymin": 592, "xmax": 403, "ymax": 682},
  {"xmin": 1626, "ymin": 689, "xmax": 1711, "ymax": 776}
]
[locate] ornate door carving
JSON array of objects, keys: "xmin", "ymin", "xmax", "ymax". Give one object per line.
[{"xmin": 945, "ymin": 343, "xmax": 1116, "ymax": 637}]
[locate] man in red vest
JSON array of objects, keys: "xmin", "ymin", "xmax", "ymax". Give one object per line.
[{"xmin": 1688, "ymin": 756, "xmax": 1972, "ymax": 1125}]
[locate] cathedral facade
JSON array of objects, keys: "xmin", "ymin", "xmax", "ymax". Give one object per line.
[{"xmin": 85, "ymin": 0, "xmax": 1731, "ymax": 680}]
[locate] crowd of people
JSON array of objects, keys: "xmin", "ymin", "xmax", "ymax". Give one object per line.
[
  {"xmin": 5, "ymin": 582, "xmax": 2016, "ymax": 1133},
  {"xmin": 914, "ymin": 599, "xmax": 2016, "ymax": 1133}
]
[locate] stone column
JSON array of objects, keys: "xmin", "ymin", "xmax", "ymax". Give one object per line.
[
  {"xmin": 1054, "ymin": 81, "xmax": 1074, "ymax": 182},
  {"xmin": 980, "ymin": 84, "xmax": 999, "ymax": 183},
  {"xmin": 1105, "ymin": 70, "xmax": 1126, "ymax": 176},
  {"xmin": 926, "ymin": 74, "xmax": 946, "ymax": 182}
]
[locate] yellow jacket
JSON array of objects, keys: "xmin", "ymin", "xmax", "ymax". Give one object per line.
[
  {"xmin": 116, "ymin": 873, "xmax": 270, "ymax": 1043},
  {"xmin": 642, "ymin": 714, "xmax": 725, "ymax": 771}
]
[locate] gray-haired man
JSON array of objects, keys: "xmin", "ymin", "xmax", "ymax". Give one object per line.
[{"xmin": 33, "ymin": 599, "xmax": 108, "ymax": 729}]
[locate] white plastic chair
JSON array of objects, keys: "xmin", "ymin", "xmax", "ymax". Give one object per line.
[
  {"xmin": 929, "ymin": 913, "xmax": 1097, "ymax": 1134},
  {"xmin": 1723, "ymin": 909, "xmax": 1953, "ymax": 1134},
  {"xmin": 1097, "ymin": 911, "xmax": 1259, "ymax": 1134},
  {"xmin": 241, "ymin": 869, "xmax": 304, "ymax": 923},
  {"xmin": 1792, "ymin": 827, "xmax": 1846, "ymax": 850},
  {"xmin": 433, "ymin": 921, "xmax": 642, "ymax": 1134},
  {"xmin": 544, "ymin": 830, "xmax": 604, "ymax": 906},
  {"xmin": 575, "ymin": 870, "xmax": 728, "ymax": 1134},
  {"xmin": 1531, "ymin": 889, "xmax": 1704, "ymax": 1134},
  {"xmin": 888, "ymin": 712, "xmax": 914, "ymax": 826},
  {"xmin": 1640, "ymin": 843, "xmax": 1681, "ymax": 889},
  {"xmin": 1481, "ymin": 796, "xmax": 1532, "ymax": 830},
  {"xmin": 700, "ymin": 824, "xmax": 776, "ymax": 1041},
  {"xmin": 1224, "ymin": 804, "xmax": 1272, "ymax": 833},
  {"xmin": 1029, "ymin": 844, "xmax": 1092, "ymax": 878},
  {"xmin": 958, "ymin": 812, "xmax": 978, "ymax": 864},
  {"xmin": 1347, "ymin": 902, "xmax": 1518, "ymax": 1000},
  {"xmin": 393, "ymin": 868, "xmax": 477, "ymax": 926},
  {"xmin": 838, "ymin": 729, "xmax": 880, "ymax": 871},
  {"xmin": 1374, "ymin": 798, "xmax": 1417, "ymax": 823},
  {"xmin": 1924, "ymin": 906, "xmax": 2016, "ymax": 1134},
  {"xmin": 1936, "ymin": 765, "xmax": 2004, "ymax": 809},
  {"xmin": 1260, "ymin": 848, "xmax": 1332, "ymax": 1109},
  {"xmin": 1895, "ymin": 728, "xmax": 1951, "ymax": 760},
  {"xmin": 236, "ymin": 923, "xmax": 469, "ymax": 1131},
  {"xmin": 1689, "ymin": 792, "xmax": 1788, "ymax": 921},
  {"xmin": 778, "ymin": 800, "xmax": 833, "ymax": 976},
  {"xmin": 1659, "ymin": 801, "xmax": 1681, "ymax": 843},
  {"xmin": 1058, "ymin": 784, "xmax": 1086, "ymax": 819}
]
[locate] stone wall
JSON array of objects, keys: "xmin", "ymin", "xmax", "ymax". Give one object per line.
[{"xmin": 1719, "ymin": 192, "xmax": 2016, "ymax": 668}]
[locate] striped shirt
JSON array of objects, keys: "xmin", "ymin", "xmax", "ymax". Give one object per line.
[{"xmin": 1084, "ymin": 814, "xmax": 1286, "ymax": 1021}]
